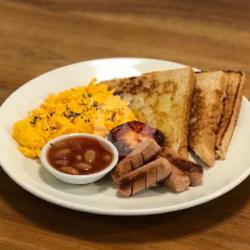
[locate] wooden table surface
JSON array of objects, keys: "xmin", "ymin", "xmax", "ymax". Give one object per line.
[{"xmin": 0, "ymin": 1, "xmax": 250, "ymax": 249}]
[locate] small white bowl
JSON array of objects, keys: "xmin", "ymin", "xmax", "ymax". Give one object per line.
[{"xmin": 40, "ymin": 133, "xmax": 119, "ymax": 184}]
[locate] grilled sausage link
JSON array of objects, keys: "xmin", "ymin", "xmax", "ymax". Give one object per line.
[
  {"xmin": 160, "ymin": 147, "xmax": 203, "ymax": 186},
  {"xmin": 118, "ymin": 158, "xmax": 172, "ymax": 197}
]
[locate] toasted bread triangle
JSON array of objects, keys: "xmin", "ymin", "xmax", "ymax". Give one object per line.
[
  {"xmin": 215, "ymin": 71, "xmax": 245, "ymax": 159},
  {"xmin": 189, "ymin": 71, "xmax": 227, "ymax": 166},
  {"xmin": 102, "ymin": 67, "xmax": 196, "ymax": 158}
]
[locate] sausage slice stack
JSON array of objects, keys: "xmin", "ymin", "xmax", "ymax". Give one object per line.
[{"xmin": 111, "ymin": 139, "xmax": 203, "ymax": 197}]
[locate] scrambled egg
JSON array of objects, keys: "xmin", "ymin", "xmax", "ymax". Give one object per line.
[{"xmin": 12, "ymin": 80, "xmax": 136, "ymax": 158}]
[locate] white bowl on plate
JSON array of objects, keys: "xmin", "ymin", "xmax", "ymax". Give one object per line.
[{"xmin": 40, "ymin": 133, "xmax": 119, "ymax": 184}]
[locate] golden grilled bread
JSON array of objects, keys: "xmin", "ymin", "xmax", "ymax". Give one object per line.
[
  {"xmin": 189, "ymin": 71, "xmax": 245, "ymax": 166},
  {"xmin": 215, "ymin": 71, "xmax": 245, "ymax": 159},
  {"xmin": 189, "ymin": 71, "xmax": 227, "ymax": 166},
  {"xmin": 102, "ymin": 67, "xmax": 196, "ymax": 158}
]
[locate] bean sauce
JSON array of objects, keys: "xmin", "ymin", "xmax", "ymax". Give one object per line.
[{"xmin": 47, "ymin": 137, "xmax": 113, "ymax": 175}]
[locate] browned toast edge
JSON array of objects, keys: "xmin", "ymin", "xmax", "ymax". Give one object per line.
[{"xmin": 216, "ymin": 71, "xmax": 245, "ymax": 158}]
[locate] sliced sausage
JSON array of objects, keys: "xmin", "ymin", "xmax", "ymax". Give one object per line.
[
  {"xmin": 118, "ymin": 158, "xmax": 172, "ymax": 197},
  {"xmin": 155, "ymin": 158, "xmax": 172, "ymax": 182},
  {"xmin": 160, "ymin": 147, "xmax": 203, "ymax": 186},
  {"xmin": 111, "ymin": 159, "xmax": 132, "ymax": 184},
  {"xmin": 118, "ymin": 182, "xmax": 132, "ymax": 197},
  {"xmin": 146, "ymin": 166, "xmax": 157, "ymax": 188},
  {"xmin": 118, "ymin": 158, "xmax": 171, "ymax": 184},
  {"xmin": 132, "ymin": 139, "xmax": 161, "ymax": 162},
  {"xmin": 133, "ymin": 174, "xmax": 146, "ymax": 195},
  {"xmin": 130, "ymin": 153, "xmax": 144, "ymax": 169},
  {"xmin": 112, "ymin": 139, "xmax": 161, "ymax": 183},
  {"xmin": 164, "ymin": 165, "xmax": 190, "ymax": 192}
]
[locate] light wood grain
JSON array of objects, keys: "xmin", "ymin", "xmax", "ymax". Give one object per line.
[{"xmin": 0, "ymin": 1, "xmax": 250, "ymax": 249}]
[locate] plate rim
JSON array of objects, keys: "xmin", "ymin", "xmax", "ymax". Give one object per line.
[{"xmin": 0, "ymin": 57, "xmax": 250, "ymax": 216}]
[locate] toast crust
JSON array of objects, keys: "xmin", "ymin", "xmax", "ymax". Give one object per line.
[
  {"xmin": 215, "ymin": 71, "xmax": 245, "ymax": 158},
  {"xmin": 178, "ymin": 68, "xmax": 195, "ymax": 158}
]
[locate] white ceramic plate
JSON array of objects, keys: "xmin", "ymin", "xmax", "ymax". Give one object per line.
[{"xmin": 0, "ymin": 58, "xmax": 250, "ymax": 216}]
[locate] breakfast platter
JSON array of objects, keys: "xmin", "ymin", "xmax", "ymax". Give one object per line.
[{"xmin": 0, "ymin": 58, "xmax": 250, "ymax": 215}]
